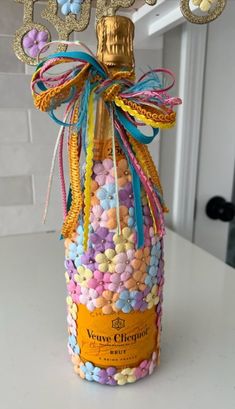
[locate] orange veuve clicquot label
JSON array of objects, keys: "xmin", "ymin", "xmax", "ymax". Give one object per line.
[{"xmin": 77, "ymin": 305, "xmax": 157, "ymax": 368}]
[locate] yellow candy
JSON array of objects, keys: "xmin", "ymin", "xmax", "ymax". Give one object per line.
[
  {"xmin": 75, "ymin": 267, "xmax": 92, "ymax": 286},
  {"xmin": 73, "ymin": 273, "xmax": 80, "ymax": 283},
  {"xmin": 200, "ymin": 0, "xmax": 211, "ymax": 11},
  {"xmin": 95, "ymin": 253, "xmax": 106, "ymax": 264},
  {"xmin": 105, "ymin": 248, "xmax": 116, "ymax": 260},
  {"xmin": 64, "ymin": 271, "xmax": 70, "ymax": 284},
  {"xmin": 113, "ymin": 227, "xmax": 135, "ymax": 253},
  {"xmin": 66, "ymin": 296, "xmax": 73, "ymax": 306},
  {"xmin": 69, "ymin": 303, "xmax": 77, "ymax": 320},
  {"xmin": 95, "ymin": 249, "xmax": 116, "ymax": 273}
]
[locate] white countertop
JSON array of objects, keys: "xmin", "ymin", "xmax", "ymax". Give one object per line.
[{"xmin": 0, "ymin": 229, "xmax": 234, "ymax": 409}]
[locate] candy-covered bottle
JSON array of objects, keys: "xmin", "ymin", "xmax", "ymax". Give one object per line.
[{"xmin": 64, "ymin": 16, "xmax": 165, "ymax": 385}]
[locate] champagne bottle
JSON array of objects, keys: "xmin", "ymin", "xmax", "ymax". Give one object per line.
[{"xmin": 64, "ymin": 16, "xmax": 165, "ymax": 385}]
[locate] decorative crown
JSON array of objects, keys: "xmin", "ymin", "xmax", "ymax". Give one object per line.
[{"xmin": 13, "ymin": 0, "xmax": 227, "ymax": 65}]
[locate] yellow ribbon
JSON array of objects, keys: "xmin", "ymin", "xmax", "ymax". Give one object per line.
[{"xmin": 83, "ymin": 92, "xmax": 95, "ymax": 250}]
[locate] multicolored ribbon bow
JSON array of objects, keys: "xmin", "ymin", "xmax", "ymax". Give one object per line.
[{"xmin": 31, "ymin": 42, "xmax": 181, "ymax": 250}]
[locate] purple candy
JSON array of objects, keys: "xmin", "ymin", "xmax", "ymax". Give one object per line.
[
  {"xmin": 90, "ymin": 227, "xmax": 114, "ymax": 252},
  {"xmin": 119, "ymin": 182, "xmax": 134, "ymax": 208}
]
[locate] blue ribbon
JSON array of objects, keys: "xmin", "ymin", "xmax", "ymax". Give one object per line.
[
  {"xmin": 36, "ymin": 50, "xmax": 161, "ymax": 248},
  {"xmin": 115, "ymin": 129, "xmax": 144, "ymax": 248},
  {"xmin": 115, "ymin": 108, "xmax": 159, "ymax": 143}
]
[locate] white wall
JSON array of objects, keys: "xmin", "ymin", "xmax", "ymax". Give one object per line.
[
  {"xmin": 160, "ymin": 25, "xmax": 182, "ymax": 228},
  {"xmin": 0, "ymin": 1, "xmax": 162, "ymax": 236},
  {"xmin": 0, "ymin": 0, "xmax": 64, "ymax": 236}
]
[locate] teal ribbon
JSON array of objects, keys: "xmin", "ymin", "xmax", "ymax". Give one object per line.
[
  {"xmin": 115, "ymin": 108, "xmax": 159, "ymax": 143},
  {"xmin": 36, "ymin": 50, "xmax": 161, "ymax": 248},
  {"xmin": 115, "ymin": 130, "xmax": 144, "ymax": 248}
]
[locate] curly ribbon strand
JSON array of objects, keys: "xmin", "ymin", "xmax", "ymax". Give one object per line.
[
  {"xmin": 127, "ymin": 135, "xmax": 163, "ymax": 233},
  {"xmin": 42, "ymin": 104, "xmax": 73, "ymax": 224},
  {"xmin": 128, "ymin": 135, "xmax": 168, "ymax": 211},
  {"xmin": 31, "ymin": 43, "xmax": 181, "ymax": 244},
  {"xmin": 115, "ymin": 119, "xmax": 165, "ymax": 238}
]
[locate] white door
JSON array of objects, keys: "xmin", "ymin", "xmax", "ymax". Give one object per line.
[
  {"xmin": 155, "ymin": 2, "xmax": 235, "ymax": 266},
  {"xmin": 193, "ymin": 1, "xmax": 235, "ymax": 266}
]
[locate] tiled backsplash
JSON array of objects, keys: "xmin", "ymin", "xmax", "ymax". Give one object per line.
[
  {"xmin": 0, "ymin": 1, "xmax": 162, "ymax": 236},
  {"xmin": 0, "ymin": 0, "xmax": 65, "ymax": 235}
]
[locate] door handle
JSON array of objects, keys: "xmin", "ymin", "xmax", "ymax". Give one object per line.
[{"xmin": 206, "ymin": 196, "xmax": 235, "ymax": 222}]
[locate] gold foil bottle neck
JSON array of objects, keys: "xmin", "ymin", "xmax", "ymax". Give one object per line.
[
  {"xmin": 95, "ymin": 16, "xmax": 135, "ymax": 151},
  {"xmin": 96, "ymin": 16, "xmax": 135, "ymax": 70}
]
